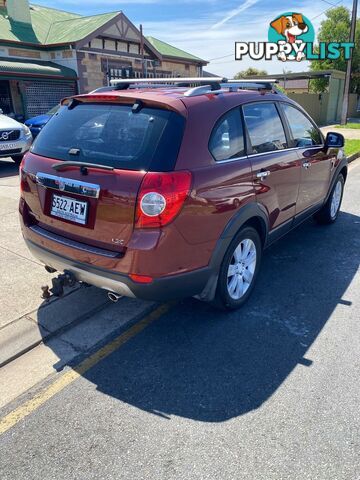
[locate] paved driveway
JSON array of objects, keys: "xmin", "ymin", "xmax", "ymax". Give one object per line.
[{"xmin": 0, "ymin": 160, "xmax": 359, "ymax": 480}]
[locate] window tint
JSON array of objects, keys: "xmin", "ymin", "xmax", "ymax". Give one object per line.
[
  {"xmin": 209, "ymin": 108, "xmax": 245, "ymax": 161},
  {"xmin": 32, "ymin": 103, "xmax": 185, "ymax": 171},
  {"xmin": 243, "ymin": 103, "xmax": 288, "ymax": 154},
  {"xmin": 282, "ymin": 103, "xmax": 323, "ymax": 147}
]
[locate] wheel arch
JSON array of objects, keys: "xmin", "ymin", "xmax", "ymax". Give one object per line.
[
  {"xmin": 325, "ymin": 159, "xmax": 348, "ymax": 203},
  {"xmin": 340, "ymin": 165, "xmax": 348, "ymax": 183},
  {"xmin": 197, "ymin": 203, "xmax": 268, "ymax": 303},
  {"xmin": 241, "ymin": 216, "xmax": 267, "ymax": 246},
  {"xmin": 210, "ymin": 202, "xmax": 269, "ymax": 272}
]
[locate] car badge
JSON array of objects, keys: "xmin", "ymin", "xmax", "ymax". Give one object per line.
[{"xmin": 0, "ymin": 130, "xmax": 12, "ymax": 141}]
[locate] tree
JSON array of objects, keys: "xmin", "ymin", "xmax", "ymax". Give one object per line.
[
  {"xmin": 309, "ymin": 6, "xmax": 360, "ymax": 93},
  {"xmin": 234, "ymin": 67, "xmax": 268, "ymax": 79}
]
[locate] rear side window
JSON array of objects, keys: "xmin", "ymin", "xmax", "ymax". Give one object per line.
[
  {"xmin": 31, "ymin": 103, "xmax": 185, "ymax": 171},
  {"xmin": 243, "ymin": 103, "xmax": 288, "ymax": 154},
  {"xmin": 282, "ymin": 103, "xmax": 323, "ymax": 147},
  {"xmin": 209, "ymin": 108, "xmax": 245, "ymax": 161}
]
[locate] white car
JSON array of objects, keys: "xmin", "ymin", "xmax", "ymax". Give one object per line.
[{"xmin": 0, "ymin": 109, "xmax": 32, "ymax": 164}]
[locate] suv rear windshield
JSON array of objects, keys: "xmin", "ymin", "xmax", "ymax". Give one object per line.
[{"xmin": 31, "ymin": 103, "xmax": 185, "ymax": 171}]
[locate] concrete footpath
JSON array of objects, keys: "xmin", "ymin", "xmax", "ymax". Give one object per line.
[{"xmin": 0, "ymin": 159, "xmax": 155, "ymax": 371}]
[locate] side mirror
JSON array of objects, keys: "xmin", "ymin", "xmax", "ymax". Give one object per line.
[{"xmin": 325, "ymin": 131, "xmax": 344, "ymax": 149}]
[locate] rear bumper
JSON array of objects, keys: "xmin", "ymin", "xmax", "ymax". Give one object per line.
[{"xmin": 24, "ymin": 238, "xmax": 213, "ymax": 302}]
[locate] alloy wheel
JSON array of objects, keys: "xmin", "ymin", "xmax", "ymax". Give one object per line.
[
  {"xmin": 227, "ymin": 238, "xmax": 257, "ymax": 300},
  {"xmin": 330, "ymin": 180, "xmax": 342, "ymax": 219}
]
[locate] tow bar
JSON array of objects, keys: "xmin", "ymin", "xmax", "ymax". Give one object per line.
[{"xmin": 41, "ymin": 270, "xmax": 77, "ymax": 300}]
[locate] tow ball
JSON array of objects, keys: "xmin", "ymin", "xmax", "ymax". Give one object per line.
[{"xmin": 41, "ymin": 270, "xmax": 77, "ymax": 300}]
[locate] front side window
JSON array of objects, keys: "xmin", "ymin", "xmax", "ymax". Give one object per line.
[
  {"xmin": 243, "ymin": 103, "xmax": 288, "ymax": 154},
  {"xmin": 209, "ymin": 108, "xmax": 245, "ymax": 161},
  {"xmin": 282, "ymin": 103, "xmax": 323, "ymax": 147}
]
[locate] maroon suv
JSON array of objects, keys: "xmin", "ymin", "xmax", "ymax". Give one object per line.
[{"xmin": 19, "ymin": 78, "xmax": 347, "ymax": 310}]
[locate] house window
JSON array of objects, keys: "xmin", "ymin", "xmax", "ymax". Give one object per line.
[
  {"xmin": 185, "ymin": 64, "xmax": 190, "ymax": 71},
  {"xmin": 102, "ymin": 38, "xmax": 106, "ymax": 50}
]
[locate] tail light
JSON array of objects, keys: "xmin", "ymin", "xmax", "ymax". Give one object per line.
[
  {"xmin": 135, "ymin": 171, "xmax": 192, "ymax": 228},
  {"xmin": 19, "ymin": 163, "xmax": 27, "ymax": 192}
]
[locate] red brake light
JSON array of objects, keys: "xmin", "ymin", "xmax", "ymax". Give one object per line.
[
  {"xmin": 129, "ymin": 274, "xmax": 153, "ymax": 284},
  {"xmin": 19, "ymin": 162, "xmax": 27, "ymax": 192},
  {"xmin": 135, "ymin": 171, "xmax": 192, "ymax": 228}
]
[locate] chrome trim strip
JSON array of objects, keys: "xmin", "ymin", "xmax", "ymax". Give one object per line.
[
  {"xmin": 29, "ymin": 225, "xmax": 121, "ymax": 259},
  {"xmin": 35, "ymin": 172, "xmax": 100, "ymax": 199},
  {"xmin": 216, "ymin": 155, "xmax": 248, "ymax": 164},
  {"xmin": 215, "ymin": 145, "xmax": 325, "ymax": 164},
  {"xmin": 247, "ymin": 147, "xmax": 301, "ymax": 158}
]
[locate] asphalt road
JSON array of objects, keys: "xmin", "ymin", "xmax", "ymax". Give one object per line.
[{"xmin": 1, "ymin": 161, "xmax": 360, "ymax": 480}]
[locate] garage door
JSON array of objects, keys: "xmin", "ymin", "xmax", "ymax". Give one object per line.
[{"xmin": 24, "ymin": 81, "xmax": 76, "ymax": 118}]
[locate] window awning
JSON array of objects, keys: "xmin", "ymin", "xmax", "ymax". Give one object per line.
[{"xmin": 0, "ymin": 57, "xmax": 78, "ymax": 81}]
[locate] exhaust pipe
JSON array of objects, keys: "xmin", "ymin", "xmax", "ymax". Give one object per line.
[{"xmin": 107, "ymin": 292, "xmax": 123, "ymax": 303}]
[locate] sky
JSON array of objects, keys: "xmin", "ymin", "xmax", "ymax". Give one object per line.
[{"xmin": 33, "ymin": 0, "xmax": 354, "ymax": 77}]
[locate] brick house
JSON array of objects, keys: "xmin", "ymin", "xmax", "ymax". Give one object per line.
[{"xmin": 0, "ymin": 0, "xmax": 207, "ymax": 118}]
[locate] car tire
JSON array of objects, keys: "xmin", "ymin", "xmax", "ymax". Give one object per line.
[
  {"xmin": 11, "ymin": 155, "xmax": 24, "ymax": 165},
  {"xmin": 314, "ymin": 174, "xmax": 344, "ymax": 225},
  {"xmin": 212, "ymin": 226, "xmax": 262, "ymax": 311}
]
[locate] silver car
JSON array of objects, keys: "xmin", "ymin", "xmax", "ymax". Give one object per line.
[{"xmin": 0, "ymin": 110, "xmax": 32, "ymax": 164}]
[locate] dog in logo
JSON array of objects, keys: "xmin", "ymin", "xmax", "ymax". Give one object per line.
[{"xmin": 270, "ymin": 13, "xmax": 308, "ymax": 61}]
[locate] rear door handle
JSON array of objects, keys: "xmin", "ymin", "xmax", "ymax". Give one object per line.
[
  {"xmin": 256, "ymin": 170, "xmax": 271, "ymax": 179},
  {"xmin": 302, "ymin": 161, "xmax": 311, "ymax": 169}
]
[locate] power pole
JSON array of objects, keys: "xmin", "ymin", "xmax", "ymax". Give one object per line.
[
  {"xmin": 340, "ymin": 0, "xmax": 358, "ymax": 124},
  {"xmin": 140, "ymin": 24, "xmax": 145, "ymax": 77}
]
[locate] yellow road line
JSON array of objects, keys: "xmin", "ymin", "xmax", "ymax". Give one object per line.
[{"xmin": 0, "ymin": 303, "xmax": 172, "ymax": 436}]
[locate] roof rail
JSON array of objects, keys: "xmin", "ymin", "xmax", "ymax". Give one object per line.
[
  {"xmin": 183, "ymin": 84, "xmax": 222, "ymax": 97},
  {"xmin": 105, "ymin": 77, "xmax": 279, "ymax": 97},
  {"xmin": 110, "ymin": 76, "xmax": 226, "ymax": 87},
  {"xmin": 183, "ymin": 79, "xmax": 280, "ymax": 97},
  {"xmin": 225, "ymin": 79, "xmax": 279, "ymax": 91}
]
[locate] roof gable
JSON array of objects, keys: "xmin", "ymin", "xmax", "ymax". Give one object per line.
[{"xmin": 74, "ymin": 12, "xmax": 162, "ymax": 60}]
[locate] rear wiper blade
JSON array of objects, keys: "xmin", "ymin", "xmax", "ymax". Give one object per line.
[{"xmin": 52, "ymin": 161, "xmax": 114, "ymax": 172}]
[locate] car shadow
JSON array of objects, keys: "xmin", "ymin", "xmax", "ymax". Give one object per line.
[
  {"xmin": 45, "ymin": 211, "xmax": 360, "ymax": 422},
  {"xmin": 0, "ymin": 159, "xmax": 19, "ymax": 178}
]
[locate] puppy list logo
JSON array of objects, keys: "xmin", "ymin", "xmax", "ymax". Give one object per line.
[{"xmin": 235, "ymin": 12, "xmax": 354, "ymax": 62}]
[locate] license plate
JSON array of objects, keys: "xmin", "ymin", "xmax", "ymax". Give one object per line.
[
  {"xmin": 51, "ymin": 194, "xmax": 88, "ymax": 225},
  {"xmin": 0, "ymin": 143, "xmax": 17, "ymax": 151}
]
